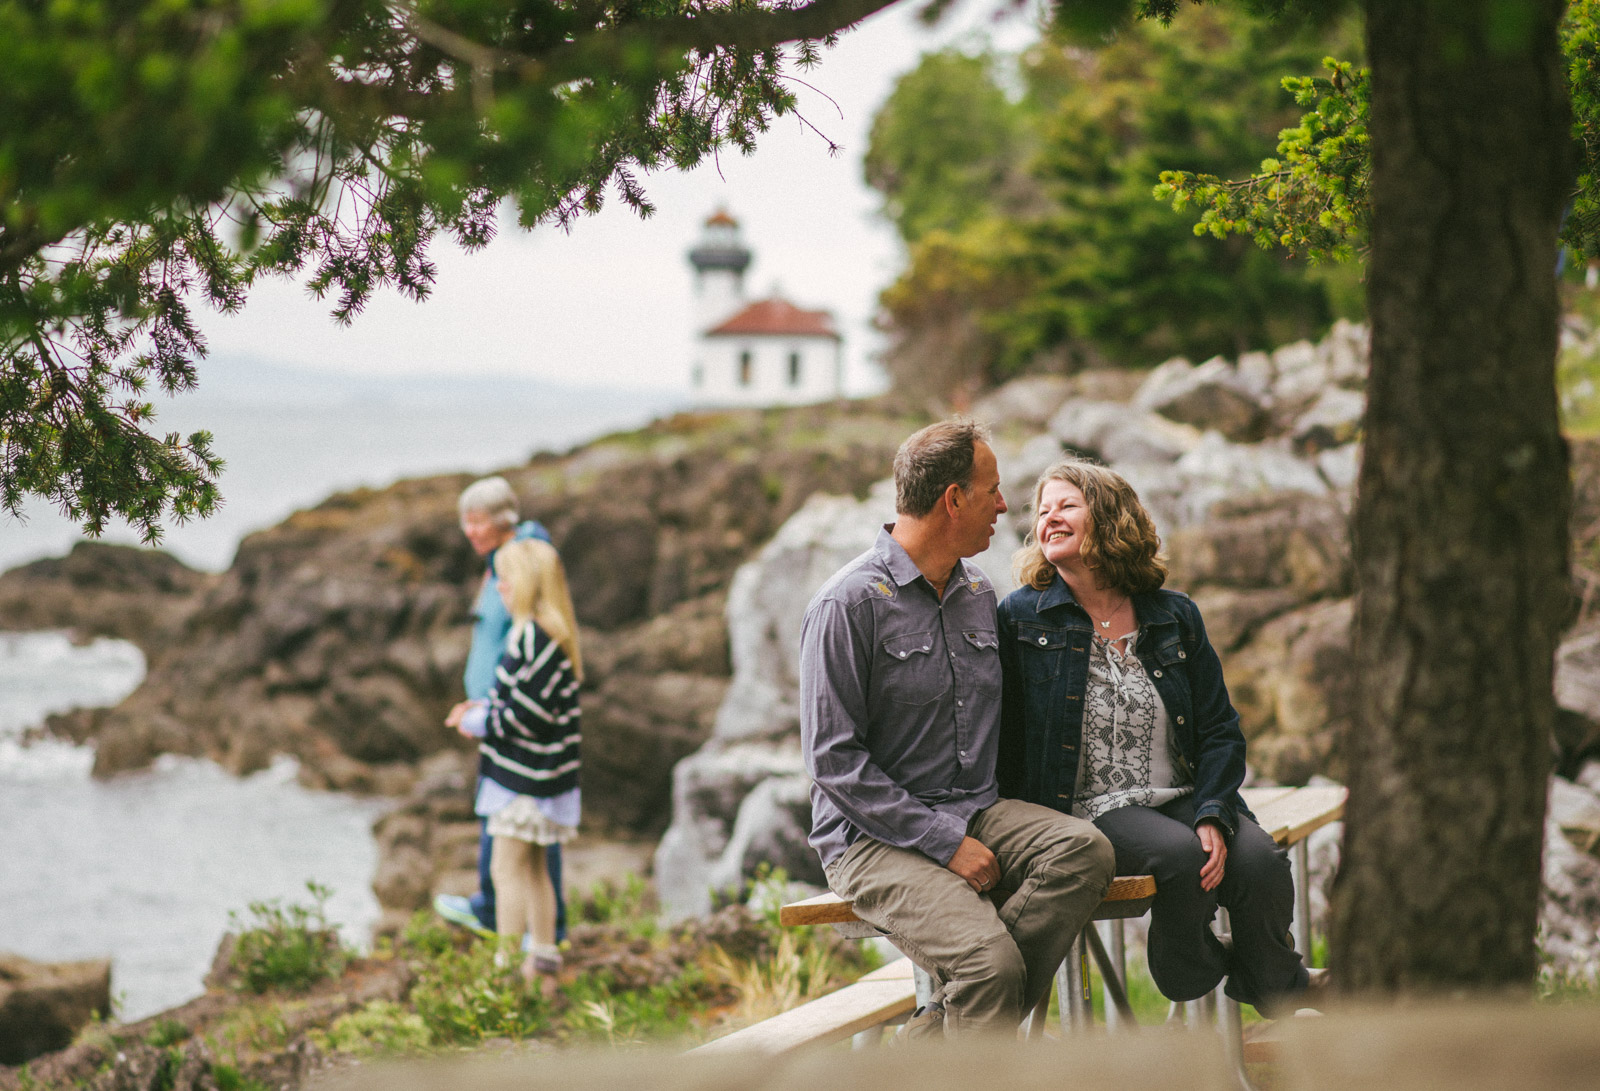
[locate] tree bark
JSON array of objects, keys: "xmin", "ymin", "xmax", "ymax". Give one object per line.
[{"xmin": 1332, "ymin": 0, "xmax": 1572, "ymax": 991}]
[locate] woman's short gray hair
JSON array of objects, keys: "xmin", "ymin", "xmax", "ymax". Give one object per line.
[{"xmin": 458, "ymin": 476, "xmax": 519, "ymax": 528}]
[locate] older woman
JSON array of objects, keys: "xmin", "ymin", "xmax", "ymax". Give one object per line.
[{"xmin": 996, "ymin": 457, "xmax": 1310, "ymax": 1015}]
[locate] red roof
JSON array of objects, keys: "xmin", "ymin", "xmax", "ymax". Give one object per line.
[
  {"xmin": 706, "ymin": 298, "xmax": 840, "ymax": 339},
  {"xmin": 705, "ymin": 209, "xmax": 739, "ymax": 228}
]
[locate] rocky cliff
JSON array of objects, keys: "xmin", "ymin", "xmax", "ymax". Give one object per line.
[{"xmin": 5, "ymin": 401, "xmax": 921, "ymax": 841}]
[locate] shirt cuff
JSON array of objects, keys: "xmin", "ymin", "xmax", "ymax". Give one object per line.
[
  {"xmin": 461, "ymin": 704, "xmax": 489, "ymax": 739},
  {"xmin": 916, "ymin": 811, "xmax": 973, "ymax": 867}
]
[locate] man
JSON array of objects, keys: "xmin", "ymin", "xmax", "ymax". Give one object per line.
[
  {"xmin": 799, "ymin": 419, "xmax": 1114, "ymax": 1037},
  {"xmin": 433, "ymin": 475, "xmax": 567, "ymax": 941}
]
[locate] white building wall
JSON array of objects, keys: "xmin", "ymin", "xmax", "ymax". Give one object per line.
[{"xmin": 697, "ymin": 335, "xmax": 842, "ymax": 406}]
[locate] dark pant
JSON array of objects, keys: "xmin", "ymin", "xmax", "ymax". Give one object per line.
[
  {"xmin": 1093, "ymin": 796, "xmax": 1307, "ymax": 1014},
  {"xmin": 471, "ymin": 822, "xmax": 566, "ymax": 941}
]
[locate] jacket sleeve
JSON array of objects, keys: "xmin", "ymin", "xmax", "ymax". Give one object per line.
[
  {"xmin": 996, "ymin": 595, "xmax": 1027, "ymax": 800},
  {"xmin": 1181, "ymin": 597, "xmax": 1246, "ymax": 838}
]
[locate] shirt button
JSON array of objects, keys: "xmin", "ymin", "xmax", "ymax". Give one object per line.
[
  {"xmin": 1038, "ymin": 636, "xmax": 1048, "ymax": 645},
  {"xmin": 1177, "ymin": 716, "xmax": 1185, "ymax": 725},
  {"xmin": 1153, "ymin": 670, "xmax": 1162, "ymax": 678},
  {"xmin": 1179, "ymin": 651, "xmax": 1187, "ymax": 659},
  {"xmin": 957, "ymin": 700, "xmax": 964, "ymax": 707},
  {"xmin": 898, "ymin": 651, "xmax": 908, "ymax": 659}
]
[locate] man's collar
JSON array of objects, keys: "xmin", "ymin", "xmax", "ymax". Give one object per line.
[{"xmin": 874, "ymin": 525, "xmax": 928, "ymax": 588}]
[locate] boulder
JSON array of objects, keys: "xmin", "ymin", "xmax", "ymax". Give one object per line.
[
  {"xmin": 1268, "ymin": 339, "xmax": 1328, "ymax": 409},
  {"xmin": 969, "ymin": 375, "xmax": 1074, "ymax": 429},
  {"xmin": 1317, "ymin": 318, "xmax": 1370, "ymax": 388},
  {"xmin": 1166, "ymin": 491, "xmax": 1351, "ymax": 602},
  {"xmin": 1224, "ymin": 598, "xmax": 1354, "ymax": 784},
  {"xmin": 655, "ymin": 738, "xmax": 811, "ymax": 920},
  {"xmin": 1048, "ymin": 400, "xmax": 1204, "ymax": 467},
  {"xmin": 0, "ymin": 953, "xmax": 112, "ymax": 1064},
  {"xmin": 1542, "ymin": 794, "xmax": 1600, "ymax": 986},
  {"xmin": 1134, "ymin": 356, "xmax": 1270, "ymax": 442},
  {"xmin": 1291, "ymin": 387, "xmax": 1365, "ymax": 454}
]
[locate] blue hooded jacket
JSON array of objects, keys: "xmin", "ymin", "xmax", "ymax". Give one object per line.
[{"xmin": 463, "ymin": 519, "xmax": 553, "ymax": 700}]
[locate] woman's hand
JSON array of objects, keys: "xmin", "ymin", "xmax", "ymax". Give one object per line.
[
  {"xmin": 445, "ymin": 700, "xmax": 478, "ymax": 729},
  {"xmin": 1196, "ymin": 820, "xmax": 1228, "ymax": 891}
]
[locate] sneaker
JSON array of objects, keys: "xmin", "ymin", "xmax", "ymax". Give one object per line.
[
  {"xmin": 434, "ymin": 894, "xmax": 494, "ymax": 937},
  {"xmin": 890, "ymin": 1003, "xmax": 944, "ymax": 1045}
]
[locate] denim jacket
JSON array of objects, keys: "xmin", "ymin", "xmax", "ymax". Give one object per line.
[{"xmin": 996, "ymin": 575, "xmax": 1249, "ymax": 839}]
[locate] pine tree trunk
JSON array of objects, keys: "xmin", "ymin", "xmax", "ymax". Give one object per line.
[{"xmin": 1332, "ymin": 0, "xmax": 1572, "ymax": 991}]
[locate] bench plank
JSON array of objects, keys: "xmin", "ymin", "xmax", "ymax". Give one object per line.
[
  {"xmin": 1245, "ymin": 785, "xmax": 1347, "ymax": 846},
  {"xmin": 690, "ymin": 957, "xmax": 918, "ymax": 1054},
  {"xmin": 778, "ymin": 875, "xmax": 1156, "ymax": 928}
]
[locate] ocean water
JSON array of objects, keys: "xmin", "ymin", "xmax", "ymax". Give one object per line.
[
  {"xmin": 0, "ymin": 360, "xmax": 684, "ymax": 573},
  {"xmin": 0, "ymin": 632, "xmax": 390, "ymax": 1021}
]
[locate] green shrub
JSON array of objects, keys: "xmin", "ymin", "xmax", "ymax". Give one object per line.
[
  {"xmin": 313, "ymin": 1000, "xmax": 434, "ymax": 1056},
  {"xmin": 211, "ymin": 1061, "xmax": 271, "ymax": 1091},
  {"xmin": 228, "ymin": 881, "xmax": 347, "ymax": 994},
  {"xmin": 407, "ymin": 940, "xmax": 551, "ymax": 1045},
  {"xmin": 144, "ymin": 1018, "xmax": 190, "ymax": 1047}
]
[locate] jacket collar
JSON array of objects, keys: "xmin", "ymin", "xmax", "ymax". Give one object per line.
[{"xmin": 1035, "ymin": 572, "xmax": 1178, "ymax": 628}]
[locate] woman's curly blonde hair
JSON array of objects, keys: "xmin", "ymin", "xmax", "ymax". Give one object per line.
[{"xmin": 1013, "ymin": 457, "xmax": 1167, "ymax": 594}]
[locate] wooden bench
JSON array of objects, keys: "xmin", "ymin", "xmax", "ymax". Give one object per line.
[
  {"xmin": 690, "ymin": 957, "xmax": 920, "ymax": 1055},
  {"xmin": 738, "ymin": 783, "xmax": 1346, "ymax": 1059}
]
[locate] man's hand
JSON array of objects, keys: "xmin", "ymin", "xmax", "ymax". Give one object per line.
[
  {"xmin": 947, "ymin": 836, "xmax": 1001, "ymax": 894},
  {"xmin": 1197, "ymin": 820, "xmax": 1228, "ymax": 892},
  {"xmin": 445, "ymin": 700, "xmax": 478, "ymax": 732}
]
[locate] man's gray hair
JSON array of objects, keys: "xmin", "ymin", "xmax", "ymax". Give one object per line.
[
  {"xmin": 458, "ymin": 475, "xmax": 519, "ymax": 528},
  {"xmin": 893, "ymin": 417, "xmax": 992, "ymax": 517}
]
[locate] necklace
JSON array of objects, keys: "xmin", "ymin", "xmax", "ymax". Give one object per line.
[{"xmin": 1082, "ymin": 596, "xmax": 1127, "ymax": 630}]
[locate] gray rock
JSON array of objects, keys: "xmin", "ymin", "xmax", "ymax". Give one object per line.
[
  {"xmin": 1292, "ymin": 388, "xmax": 1366, "ymax": 454},
  {"xmin": 654, "ymin": 738, "xmax": 807, "ymax": 921},
  {"xmin": 1049, "ymin": 400, "xmax": 1203, "ymax": 467},
  {"xmin": 1235, "ymin": 351, "xmax": 1275, "ymax": 401},
  {"xmin": 1541, "ymin": 807, "xmax": 1600, "ymax": 986},
  {"xmin": 1550, "ymin": 775, "xmax": 1600, "ymax": 834},
  {"xmin": 1556, "ymin": 624, "xmax": 1600, "ymax": 723},
  {"xmin": 1134, "ymin": 357, "xmax": 1269, "ymax": 442},
  {"xmin": 1316, "ymin": 443, "xmax": 1361, "ymax": 494},
  {"xmin": 970, "ymin": 375, "xmax": 1074, "ymax": 429},
  {"xmin": 1269, "ymin": 339, "xmax": 1325, "ymax": 405},
  {"xmin": 1318, "ymin": 319, "xmax": 1370, "ymax": 388},
  {"xmin": 0, "ymin": 953, "xmax": 112, "ymax": 1065}
]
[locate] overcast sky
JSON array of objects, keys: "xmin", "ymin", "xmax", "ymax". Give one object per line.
[{"xmin": 194, "ymin": 1, "xmax": 1044, "ymax": 397}]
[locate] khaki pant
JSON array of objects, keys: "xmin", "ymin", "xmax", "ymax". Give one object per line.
[{"xmin": 826, "ymin": 799, "xmax": 1114, "ymax": 1036}]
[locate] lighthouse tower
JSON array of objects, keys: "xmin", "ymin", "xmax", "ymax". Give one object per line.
[{"xmin": 687, "ymin": 209, "xmax": 752, "ymax": 349}]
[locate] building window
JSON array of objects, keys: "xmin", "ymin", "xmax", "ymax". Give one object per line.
[
  {"xmin": 739, "ymin": 350, "xmax": 753, "ymax": 386},
  {"xmin": 788, "ymin": 352, "xmax": 802, "ymax": 386}
]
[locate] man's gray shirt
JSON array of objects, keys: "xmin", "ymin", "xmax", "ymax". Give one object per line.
[{"xmin": 800, "ymin": 526, "xmax": 1003, "ymax": 870}]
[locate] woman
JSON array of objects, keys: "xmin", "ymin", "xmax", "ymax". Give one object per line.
[
  {"xmin": 447, "ymin": 538, "xmax": 583, "ymax": 992},
  {"xmin": 996, "ymin": 457, "xmax": 1309, "ymax": 1015}
]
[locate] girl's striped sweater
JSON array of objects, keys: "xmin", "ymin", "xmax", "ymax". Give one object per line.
[{"xmin": 478, "ymin": 620, "xmax": 581, "ymax": 798}]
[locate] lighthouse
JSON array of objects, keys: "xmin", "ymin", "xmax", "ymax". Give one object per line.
[{"xmin": 686, "ymin": 209, "xmax": 843, "ymax": 406}]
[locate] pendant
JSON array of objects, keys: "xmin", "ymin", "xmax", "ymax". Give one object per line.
[{"xmin": 1099, "ymin": 619, "xmax": 1110, "ymax": 628}]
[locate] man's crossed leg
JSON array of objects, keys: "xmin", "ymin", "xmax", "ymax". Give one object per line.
[{"xmin": 827, "ymin": 799, "xmax": 1113, "ymax": 1036}]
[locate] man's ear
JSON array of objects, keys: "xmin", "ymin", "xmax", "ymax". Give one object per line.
[{"xmin": 942, "ymin": 482, "xmax": 964, "ymax": 520}]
